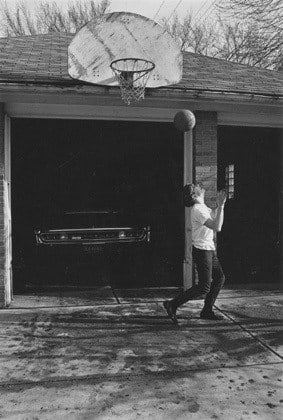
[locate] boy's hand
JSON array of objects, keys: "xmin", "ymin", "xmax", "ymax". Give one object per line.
[{"xmin": 216, "ymin": 190, "xmax": 227, "ymax": 207}]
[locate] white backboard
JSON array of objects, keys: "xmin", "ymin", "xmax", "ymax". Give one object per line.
[{"xmin": 68, "ymin": 12, "xmax": 183, "ymax": 88}]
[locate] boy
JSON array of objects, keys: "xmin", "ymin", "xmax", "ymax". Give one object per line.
[{"xmin": 163, "ymin": 183, "xmax": 226, "ymax": 324}]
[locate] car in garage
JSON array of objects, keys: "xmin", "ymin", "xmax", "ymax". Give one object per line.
[
  {"xmin": 35, "ymin": 210, "xmax": 150, "ymax": 249},
  {"xmin": 14, "ymin": 209, "xmax": 150, "ymax": 290}
]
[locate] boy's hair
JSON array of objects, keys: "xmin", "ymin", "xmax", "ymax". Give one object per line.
[{"xmin": 183, "ymin": 183, "xmax": 196, "ymax": 207}]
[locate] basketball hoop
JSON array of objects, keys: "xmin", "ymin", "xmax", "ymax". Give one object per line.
[{"xmin": 110, "ymin": 58, "xmax": 155, "ymax": 105}]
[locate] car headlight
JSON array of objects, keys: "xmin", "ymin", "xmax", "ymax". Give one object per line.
[{"xmin": 60, "ymin": 233, "xmax": 68, "ymax": 240}]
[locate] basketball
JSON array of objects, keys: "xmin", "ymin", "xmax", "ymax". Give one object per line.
[{"xmin": 173, "ymin": 110, "xmax": 196, "ymax": 132}]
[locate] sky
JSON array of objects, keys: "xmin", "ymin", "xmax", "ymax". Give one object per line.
[{"xmin": 2, "ymin": 0, "xmax": 217, "ymax": 23}]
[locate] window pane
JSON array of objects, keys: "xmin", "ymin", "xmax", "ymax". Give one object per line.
[{"xmin": 225, "ymin": 164, "xmax": 235, "ymax": 199}]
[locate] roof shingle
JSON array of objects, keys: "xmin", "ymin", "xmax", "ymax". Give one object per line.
[{"xmin": 0, "ymin": 33, "xmax": 282, "ymax": 97}]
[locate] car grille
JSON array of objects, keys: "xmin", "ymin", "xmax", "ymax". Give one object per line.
[{"xmin": 35, "ymin": 227, "xmax": 150, "ymax": 245}]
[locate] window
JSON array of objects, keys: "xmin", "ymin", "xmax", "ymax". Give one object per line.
[{"xmin": 225, "ymin": 164, "xmax": 234, "ymax": 199}]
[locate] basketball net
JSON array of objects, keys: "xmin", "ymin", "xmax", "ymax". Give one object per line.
[{"xmin": 110, "ymin": 58, "xmax": 155, "ymax": 105}]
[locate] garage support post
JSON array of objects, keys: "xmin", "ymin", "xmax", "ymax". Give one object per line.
[
  {"xmin": 0, "ymin": 105, "xmax": 11, "ymax": 308},
  {"xmin": 183, "ymin": 130, "xmax": 193, "ymax": 290},
  {"xmin": 0, "ymin": 104, "xmax": 6, "ymax": 307},
  {"xmin": 280, "ymin": 137, "xmax": 283, "ymax": 288}
]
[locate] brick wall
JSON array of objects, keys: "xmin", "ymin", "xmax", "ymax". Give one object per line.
[
  {"xmin": 0, "ymin": 103, "xmax": 5, "ymax": 307},
  {"xmin": 194, "ymin": 111, "xmax": 218, "ymax": 208},
  {"xmin": 191, "ymin": 111, "xmax": 218, "ymax": 285}
]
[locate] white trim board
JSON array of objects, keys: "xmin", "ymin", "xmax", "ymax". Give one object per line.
[
  {"xmin": 4, "ymin": 102, "xmax": 283, "ymax": 128},
  {"xmin": 218, "ymin": 111, "xmax": 283, "ymax": 128},
  {"xmin": 5, "ymin": 103, "xmax": 177, "ymax": 122}
]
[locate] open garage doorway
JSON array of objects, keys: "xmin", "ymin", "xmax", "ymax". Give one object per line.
[
  {"xmin": 11, "ymin": 118, "xmax": 184, "ymax": 293},
  {"xmin": 218, "ymin": 126, "xmax": 281, "ymax": 286}
]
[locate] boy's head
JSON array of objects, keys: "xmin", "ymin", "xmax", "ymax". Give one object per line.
[{"xmin": 183, "ymin": 183, "xmax": 205, "ymax": 207}]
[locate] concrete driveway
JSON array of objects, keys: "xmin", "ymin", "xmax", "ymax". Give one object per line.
[{"xmin": 0, "ymin": 287, "xmax": 282, "ymax": 419}]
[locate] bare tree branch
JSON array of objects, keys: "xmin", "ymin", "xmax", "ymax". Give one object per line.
[
  {"xmin": 0, "ymin": 0, "xmax": 281, "ymax": 70},
  {"xmin": 0, "ymin": 0, "xmax": 110, "ymax": 36},
  {"xmin": 164, "ymin": 1, "xmax": 282, "ymax": 70}
]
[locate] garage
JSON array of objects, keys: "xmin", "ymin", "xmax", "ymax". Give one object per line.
[
  {"xmin": 11, "ymin": 118, "xmax": 184, "ymax": 292},
  {"xmin": 0, "ymin": 31, "xmax": 282, "ymax": 308}
]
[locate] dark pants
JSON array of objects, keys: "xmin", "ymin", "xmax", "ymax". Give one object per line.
[{"xmin": 171, "ymin": 247, "xmax": 225, "ymax": 311}]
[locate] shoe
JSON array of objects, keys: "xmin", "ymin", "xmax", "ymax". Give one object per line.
[
  {"xmin": 200, "ymin": 310, "xmax": 223, "ymax": 320},
  {"xmin": 163, "ymin": 301, "xmax": 178, "ymax": 325}
]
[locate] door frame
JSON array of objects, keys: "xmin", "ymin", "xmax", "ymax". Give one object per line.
[
  {"xmin": 4, "ymin": 114, "xmax": 12, "ymax": 305},
  {"xmin": 6, "ymin": 110, "xmax": 193, "ymax": 293}
]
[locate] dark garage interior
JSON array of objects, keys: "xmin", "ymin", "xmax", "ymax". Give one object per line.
[
  {"xmin": 218, "ymin": 126, "xmax": 281, "ymax": 285},
  {"xmin": 11, "ymin": 118, "xmax": 184, "ymax": 292}
]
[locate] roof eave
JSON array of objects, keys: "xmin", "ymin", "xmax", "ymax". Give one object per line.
[{"xmin": 0, "ymin": 81, "xmax": 282, "ymax": 107}]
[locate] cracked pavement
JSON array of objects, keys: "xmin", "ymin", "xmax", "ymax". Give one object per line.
[{"xmin": 0, "ymin": 288, "xmax": 282, "ymax": 419}]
